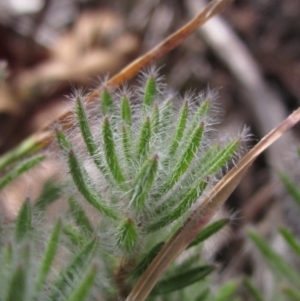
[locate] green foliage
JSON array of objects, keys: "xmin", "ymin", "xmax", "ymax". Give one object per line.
[
  {"xmin": 0, "ymin": 70, "xmax": 242, "ymax": 301},
  {"xmin": 0, "ymin": 155, "xmax": 45, "ymax": 190},
  {"xmin": 150, "ymin": 265, "xmax": 214, "ymax": 295},
  {"xmin": 246, "ymin": 167, "xmax": 300, "ymax": 301}
]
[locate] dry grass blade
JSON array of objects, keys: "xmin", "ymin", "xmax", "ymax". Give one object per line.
[
  {"xmin": 3, "ymin": 0, "xmax": 234, "ymax": 155},
  {"xmin": 125, "ymin": 108, "xmax": 300, "ymax": 301}
]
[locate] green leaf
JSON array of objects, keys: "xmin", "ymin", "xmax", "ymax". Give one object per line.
[
  {"xmin": 121, "ymin": 96, "xmax": 132, "ymax": 126},
  {"xmin": 121, "ymin": 125, "xmax": 133, "ymax": 168},
  {"xmin": 35, "ymin": 220, "xmax": 62, "ymax": 292},
  {"xmin": 212, "ymin": 281, "xmax": 237, "ymax": 301},
  {"xmin": 282, "ymin": 286, "xmax": 300, "ymax": 301},
  {"xmin": 150, "ymin": 265, "xmax": 214, "ymax": 295},
  {"xmin": 195, "ymin": 288, "xmax": 210, "ymax": 301},
  {"xmin": 279, "ymin": 227, "xmax": 300, "ymax": 258},
  {"xmin": 63, "ymin": 224, "xmax": 86, "ymax": 247},
  {"xmin": 143, "ymin": 76, "xmax": 157, "ymax": 107},
  {"xmin": 136, "ymin": 116, "xmax": 151, "ymax": 161},
  {"xmin": 184, "ymin": 98, "xmax": 210, "ymax": 141},
  {"xmin": 279, "ymin": 172, "xmax": 300, "ymax": 208},
  {"xmin": 100, "ymin": 88, "xmax": 114, "ymax": 115},
  {"xmin": 248, "ymin": 231, "xmax": 300, "ymax": 285},
  {"xmin": 158, "ymin": 98, "xmax": 173, "ymax": 139},
  {"xmin": 102, "ymin": 117, "xmax": 126, "ymax": 184},
  {"xmin": 34, "ymin": 179, "xmax": 61, "ymax": 211},
  {"xmin": 5, "ymin": 265, "xmax": 26, "ymax": 301},
  {"xmin": 50, "ymin": 239, "xmax": 97, "ymax": 300},
  {"xmin": 166, "ymin": 122, "xmax": 205, "ymax": 191},
  {"xmin": 129, "ymin": 154, "xmax": 158, "ymax": 211},
  {"xmin": 15, "ymin": 199, "xmax": 32, "ymax": 242},
  {"xmin": 0, "ymin": 136, "xmax": 43, "ymax": 171},
  {"xmin": 168, "ymin": 100, "xmax": 189, "ymax": 157},
  {"xmin": 198, "ymin": 139, "xmax": 239, "ymax": 177},
  {"xmin": 151, "ymin": 103, "xmax": 159, "ymax": 133},
  {"xmin": 56, "ymin": 130, "xmax": 72, "ymax": 154},
  {"xmin": 116, "ymin": 218, "xmax": 138, "ymax": 252},
  {"xmin": 0, "ymin": 155, "xmax": 45, "ymax": 190},
  {"xmin": 149, "ymin": 180, "xmax": 207, "ymax": 232},
  {"xmin": 75, "ymin": 98, "xmax": 108, "ymax": 176},
  {"xmin": 243, "ymin": 277, "xmax": 266, "ymax": 301},
  {"xmin": 66, "ymin": 264, "xmax": 98, "ymax": 301},
  {"xmin": 2, "ymin": 242, "xmax": 13, "ymax": 268},
  {"xmin": 68, "ymin": 198, "xmax": 94, "ymax": 236},
  {"xmin": 68, "ymin": 149, "xmax": 118, "ymax": 219},
  {"xmin": 132, "ymin": 242, "xmax": 165, "ymax": 278},
  {"xmin": 188, "ymin": 219, "xmax": 229, "ymax": 248}
]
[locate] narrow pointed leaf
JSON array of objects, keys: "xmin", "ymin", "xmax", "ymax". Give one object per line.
[
  {"xmin": 102, "ymin": 117, "xmax": 126, "ymax": 184},
  {"xmin": 75, "ymin": 98, "xmax": 108, "ymax": 175},
  {"xmin": 249, "ymin": 231, "xmax": 300, "ymax": 285},
  {"xmin": 68, "ymin": 150, "xmax": 118, "ymax": 219},
  {"xmin": 34, "ymin": 180, "xmax": 61, "ymax": 211},
  {"xmin": 132, "ymin": 242, "xmax": 165, "ymax": 278},
  {"xmin": 212, "ymin": 281, "xmax": 237, "ymax": 301},
  {"xmin": 66, "ymin": 264, "xmax": 98, "ymax": 301},
  {"xmin": 197, "ymin": 139, "xmax": 239, "ymax": 177},
  {"xmin": 150, "ymin": 265, "xmax": 214, "ymax": 295},
  {"xmin": 188, "ymin": 218, "xmax": 229, "ymax": 248},
  {"xmin": 50, "ymin": 239, "xmax": 96, "ymax": 300},
  {"xmin": 196, "ymin": 288, "xmax": 210, "ymax": 301},
  {"xmin": 243, "ymin": 277, "xmax": 266, "ymax": 301},
  {"xmin": 116, "ymin": 218, "xmax": 138, "ymax": 252},
  {"xmin": 121, "ymin": 96, "xmax": 132, "ymax": 126},
  {"xmin": 279, "ymin": 172, "xmax": 300, "ymax": 208},
  {"xmin": 158, "ymin": 99, "xmax": 173, "ymax": 139},
  {"xmin": 279, "ymin": 227, "xmax": 300, "ymax": 258},
  {"xmin": 21, "ymin": 243, "xmax": 31, "ymax": 272},
  {"xmin": 148, "ymin": 180, "xmax": 207, "ymax": 232},
  {"xmin": 0, "ymin": 136, "xmax": 43, "ymax": 171},
  {"xmin": 184, "ymin": 99, "xmax": 210, "ymax": 140},
  {"xmin": 149, "ymin": 103, "xmax": 158, "ymax": 133},
  {"xmin": 166, "ymin": 122, "xmax": 205, "ymax": 190},
  {"xmin": 3, "ymin": 242, "xmax": 13, "ymax": 268},
  {"xmin": 35, "ymin": 220, "xmax": 62, "ymax": 292},
  {"xmin": 5, "ymin": 265, "xmax": 26, "ymax": 301},
  {"xmin": 100, "ymin": 88, "xmax": 114, "ymax": 115},
  {"xmin": 56, "ymin": 130, "xmax": 72, "ymax": 154},
  {"xmin": 63, "ymin": 224, "xmax": 86, "ymax": 247},
  {"xmin": 68, "ymin": 198, "xmax": 94, "ymax": 235},
  {"xmin": 0, "ymin": 156, "xmax": 45, "ymax": 190},
  {"xmin": 282, "ymin": 287, "xmax": 300, "ymax": 301},
  {"xmin": 130, "ymin": 154, "xmax": 158, "ymax": 211},
  {"xmin": 121, "ymin": 125, "xmax": 133, "ymax": 167},
  {"xmin": 15, "ymin": 200, "xmax": 32, "ymax": 242},
  {"xmin": 168, "ymin": 100, "xmax": 189, "ymax": 156},
  {"xmin": 143, "ymin": 76, "xmax": 157, "ymax": 107},
  {"xmin": 136, "ymin": 117, "xmax": 151, "ymax": 161}
]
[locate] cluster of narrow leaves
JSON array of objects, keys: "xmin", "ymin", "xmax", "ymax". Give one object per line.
[
  {"xmin": 243, "ymin": 162, "xmax": 300, "ymax": 301},
  {"xmin": 0, "ymin": 69, "xmax": 245, "ymax": 301},
  {"xmin": 0, "ymin": 185, "xmax": 100, "ymax": 301},
  {"xmin": 0, "ymin": 117, "xmax": 99, "ymax": 301},
  {"xmin": 53, "ymin": 69, "xmax": 244, "ymax": 299}
]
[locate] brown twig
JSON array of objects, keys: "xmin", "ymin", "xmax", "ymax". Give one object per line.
[
  {"xmin": 2, "ymin": 0, "xmax": 234, "ymax": 155},
  {"xmin": 125, "ymin": 108, "xmax": 300, "ymax": 301}
]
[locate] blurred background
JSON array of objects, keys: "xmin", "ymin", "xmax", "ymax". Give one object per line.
[{"xmin": 0, "ymin": 0, "xmax": 300, "ymax": 297}]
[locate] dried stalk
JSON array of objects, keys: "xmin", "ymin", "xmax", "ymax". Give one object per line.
[
  {"xmin": 0, "ymin": 0, "xmax": 234, "ymax": 157},
  {"xmin": 125, "ymin": 108, "xmax": 300, "ymax": 301}
]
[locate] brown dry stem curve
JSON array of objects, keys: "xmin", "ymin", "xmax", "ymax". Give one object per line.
[{"xmin": 125, "ymin": 108, "xmax": 300, "ymax": 301}]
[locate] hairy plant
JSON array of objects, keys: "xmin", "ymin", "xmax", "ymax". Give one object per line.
[
  {"xmin": 53, "ymin": 69, "xmax": 245, "ymax": 300},
  {"xmin": 1, "ymin": 0, "xmax": 300, "ymax": 300},
  {"xmin": 244, "ymin": 164, "xmax": 300, "ymax": 301}
]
